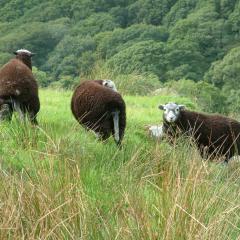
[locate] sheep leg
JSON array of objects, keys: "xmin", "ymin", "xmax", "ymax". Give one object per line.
[
  {"xmin": 223, "ymin": 154, "xmax": 230, "ymax": 165},
  {"xmin": 223, "ymin": 159, "xmax": 229, "ymax": 165},
  {"xmin": 28, "ymin": 112, "xmax": 38, "ymax": 125},
  {"xmin": 95, "ymin": 120, "xmax": 111, "ymax": 142},
  {"xmin": 13, "ymin": 100, "xmax": 26, "ymax": 122},
  {"xmin": 112, "ymin": 110, "xmax": 120, "ymax": 144},
  {"xmin": 0, "ymin": 104, "xmax": 12, "ymax": 121},
  {"xmin": 92, "ymin": 131, "xmax": 101, "ymax": 139},
  {"xmin": 199, "ymin": 145, "xmax": 209, "ymax": 159}
]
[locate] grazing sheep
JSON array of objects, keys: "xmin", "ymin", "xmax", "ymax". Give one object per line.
[
  {"xmin": 0, "ymin": 49, "xmax": 40, "ymax": 124},
  {"xmin": 71, "ymin": 80, "xmax": 126, "ymax": 145},
  {"xmin": 159, "ymin": 102, "xmax": 240, "ymax": 163}
]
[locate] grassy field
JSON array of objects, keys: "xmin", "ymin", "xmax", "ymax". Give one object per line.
[{"xmin": 0, "ymin": 89, "xmax": 240, "ymax": 239}]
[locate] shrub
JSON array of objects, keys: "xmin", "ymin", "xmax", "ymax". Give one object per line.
[
  {"xmin": 165, "ymin": 79, "xmax": 227, "ymax": 113},
  {"xmin": 32, "ymin": 67, "xmax": 50, "ymax": 87},
  {"xmin": 82, "ymin": 63, "xmax": 162, "ymax": 95},
  {"xmin": 223, "ymin": 88, "xmax": 240, "ymax": 114}
]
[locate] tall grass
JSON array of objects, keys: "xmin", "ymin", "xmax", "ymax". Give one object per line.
[{"xmin": 0, "ymin": 89, "xmax": 239, "ymax": 239}]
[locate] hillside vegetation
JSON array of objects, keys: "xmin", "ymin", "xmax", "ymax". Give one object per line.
[
  {"xmin": 1, "ymin": 2, "xmax": 240, "ymax": 238},
  {"xmin": 0, "ymin": 0, "xmax": 240, "ymax": 112},
  {"xmin": 0, "ymin": 89, "xmax": 240, "ymax": 239}
]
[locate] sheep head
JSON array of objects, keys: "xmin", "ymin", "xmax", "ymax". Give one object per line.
[
  {"xmin": 102, "ymin": 79, "xmax": 118, "ymax": 92},
  {"xmin": 13, "ymin": 49, "xmax": 35, "ymax": 69},
  {"xmin": 159, "ymin": 102, "xmax": 185, "ymax": 123}
]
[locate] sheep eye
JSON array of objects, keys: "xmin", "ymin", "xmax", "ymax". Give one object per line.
[{"xmin": 176, "ymin": 108, "xmax": 179, "ymax": 112}]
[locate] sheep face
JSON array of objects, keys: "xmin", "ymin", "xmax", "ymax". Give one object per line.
[
  {"xmin": 102, "ymin": 80, "xmax": 117, "ymax": 92},
  {"xmin": 159, "ymin": 102, "xmax": 185, "ymax": 123}
]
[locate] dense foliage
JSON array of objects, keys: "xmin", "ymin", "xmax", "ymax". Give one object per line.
[{"xmin": 0, "ymin": 0, "xmax": 240, "ymax": 112}]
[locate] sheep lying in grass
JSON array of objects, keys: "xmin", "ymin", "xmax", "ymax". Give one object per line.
[
  {"xmin": 145, "ymin": 125, "xmax": 164, "ymax": 139},
  {"xmin": 0, "ymin": 49, "xmax": 40, "ymax": 124},
  {"xmin": 159, "ymin": 102, "xmax": 240, "ymax": 163},
  {"xmin": 71, "ymin": 80, "xmax": 126, "ymax": 145}
]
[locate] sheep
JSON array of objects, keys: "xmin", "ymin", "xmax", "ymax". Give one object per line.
[
  {"xmin": 71, "ymin": 79, "xmax": 126, "ymax": 145},
  {"xmin": 0, "ymin": 49, "xmax": 40, "ymax": 124},
  {"xmin": 145, "ymin": 124, "xmax": 164, "ymax": 139},
  {"xmin": 159, "ymin": 102, "xmax": 240, "ymax": 163}
]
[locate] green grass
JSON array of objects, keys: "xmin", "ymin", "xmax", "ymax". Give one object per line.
[{"xmin": 0, "ymin": 89, "xmax": 239, "ymax": 239}]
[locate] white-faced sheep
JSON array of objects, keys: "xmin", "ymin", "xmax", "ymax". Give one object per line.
[
  {"xmin": 159, "ymin": 102, "xmax": 240, "ymax": 163},
  {"xmin": 0, "ymin": 49, "xmax": 40, "ymax": 124},
  {"xmin": 71, "ymin": 80, "xmax": 126, "ymax": 145}
]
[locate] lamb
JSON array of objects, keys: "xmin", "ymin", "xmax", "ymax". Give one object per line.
[
  {"xmin": 0, "ymin": 49, "xmax": 40, "ymax": 124},
  {"xmin": 159, "ymin": 102, "xmax": 240, "ymax": 163},
  {"xmin": 71, "ymin": 79, "xmax": 126, "ymax": 145},
  {"xmin": 145, "ymin": 124, "xmax": 164, "ymax": 139}
]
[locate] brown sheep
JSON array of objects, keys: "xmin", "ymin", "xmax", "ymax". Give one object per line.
[
  {"xmin": 0, "ymin": 49, "xmax": 40, "ymax": 124},
  {"xmin": 159, "ymin": 102, "xmax": 240, "ymax": 163},
  {"xmin": 71, "ymin": 80, "xmax": 126, "ymax": 145}
]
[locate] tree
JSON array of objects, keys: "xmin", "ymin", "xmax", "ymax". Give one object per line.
[
  {"xmin": 106, "ymin": 40, "xmax": 166, "ymax": 79},
  {"xmin": 165, "ymin": 79, "xmax": 227, "ymax": 113},
  {"xmin": 204, "ymin": 46, "xmax": 240, "ymax": 89}
]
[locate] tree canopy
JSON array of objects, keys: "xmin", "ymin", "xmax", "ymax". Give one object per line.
[{"xmin": 0, "ymin": 0, "xmax": 240, "ymax": 107}]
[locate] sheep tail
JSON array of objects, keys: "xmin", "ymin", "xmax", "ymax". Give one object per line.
[{"xmin": 112, "ymin": 110, "xmax": 120, "ymax": 144}]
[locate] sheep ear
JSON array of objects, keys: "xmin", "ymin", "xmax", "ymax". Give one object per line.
[
  {"xmin": 158, "ymin": 105, "xmax": 165, "ymax": 110},
  {"xmin": 31, "ymin": 52, "xmax": 36, "ymax": 56},
  {"xmin": 179, "ymin": 105, "xmax": 185, "ymax": 110},
  {"xmin": 13, "ymin": 51, "xmax": 17, "ymax": 55}
]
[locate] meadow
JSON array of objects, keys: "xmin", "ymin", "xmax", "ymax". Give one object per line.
[{"xmin": 0, "ymin": 89, "xmax": 239, "ymax": 239}]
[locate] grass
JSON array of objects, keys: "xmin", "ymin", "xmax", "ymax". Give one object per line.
[{"xmin": 0, "ymin": 89, "xmax": 240, "ymax": 239}]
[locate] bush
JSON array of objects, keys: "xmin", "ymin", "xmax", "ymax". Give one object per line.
[
  {"xmin": 165, "ymin": 79, "xmax": 227, "ymax": 113},
  {"xmin": 106, "ymin": 40, "xmax": 166, "ymax": 79},
  {"xmin": 204, "ymin": 46, "xmax": 240, "ymax": 89},
  {"xmin": 0, "ymin": 52, "xmax": 11, "ymax": 66},
  {"xmin": 113, "ymin": 72, "xmax": 162, "ymax": 95},
  {"xmin": 49, "ymin": 75, "xmax": 80, "ymax": 89},
  {"xmin": 223, "ymin": 88, "xmax": 240, "ymax": 114},
  {"xmin": 32, "ymin": 67, "xmax": 50, "ymax": 87},
  {"xmin": 82, "ymin": 63, "xmax": 162, "ymax": 95}
]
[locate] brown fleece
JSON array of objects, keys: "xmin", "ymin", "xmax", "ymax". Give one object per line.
[
  {"xmin": 0, "ymin": 54, "xmax": 40, "ymax": 123},
  {"xmin": 163, "ymin": 110, "xmax": 240, "ymax": 162},
  {"xmin": 71, "ymin": 80, "xmax": 126, "ymax": 145}
]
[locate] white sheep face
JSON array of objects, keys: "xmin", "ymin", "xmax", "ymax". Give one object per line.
[
  {"xmin": 102, "ymin": 80, "xmax": 117, "ymax": 92},
  {"xmin": 159, "ymin": 102, "xmax": 185, "ymax": 123}
]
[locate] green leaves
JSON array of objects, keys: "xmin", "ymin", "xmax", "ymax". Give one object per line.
[
  {"xmin": 106, "ymin": 40, "xmax": 166, "ymax": 78},
  {"xmin": 205, "ymin": 46, "xmax": 240, "ymax": 89},
  {"xmin": 165, "ymin": 79, "xmax": 227, "ymax": 113}
]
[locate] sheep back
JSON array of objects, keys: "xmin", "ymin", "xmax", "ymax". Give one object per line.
[
  {"xmin": 0, "ymin": 59, "xmax": 40, "ymax": 114},
  {"xmin": 71, "ymin": 80, "xmax": 126, "ymax": 142},
  {"xmin": 164, "ymin": 110, "xmax": 240, "ymax": 159}
]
